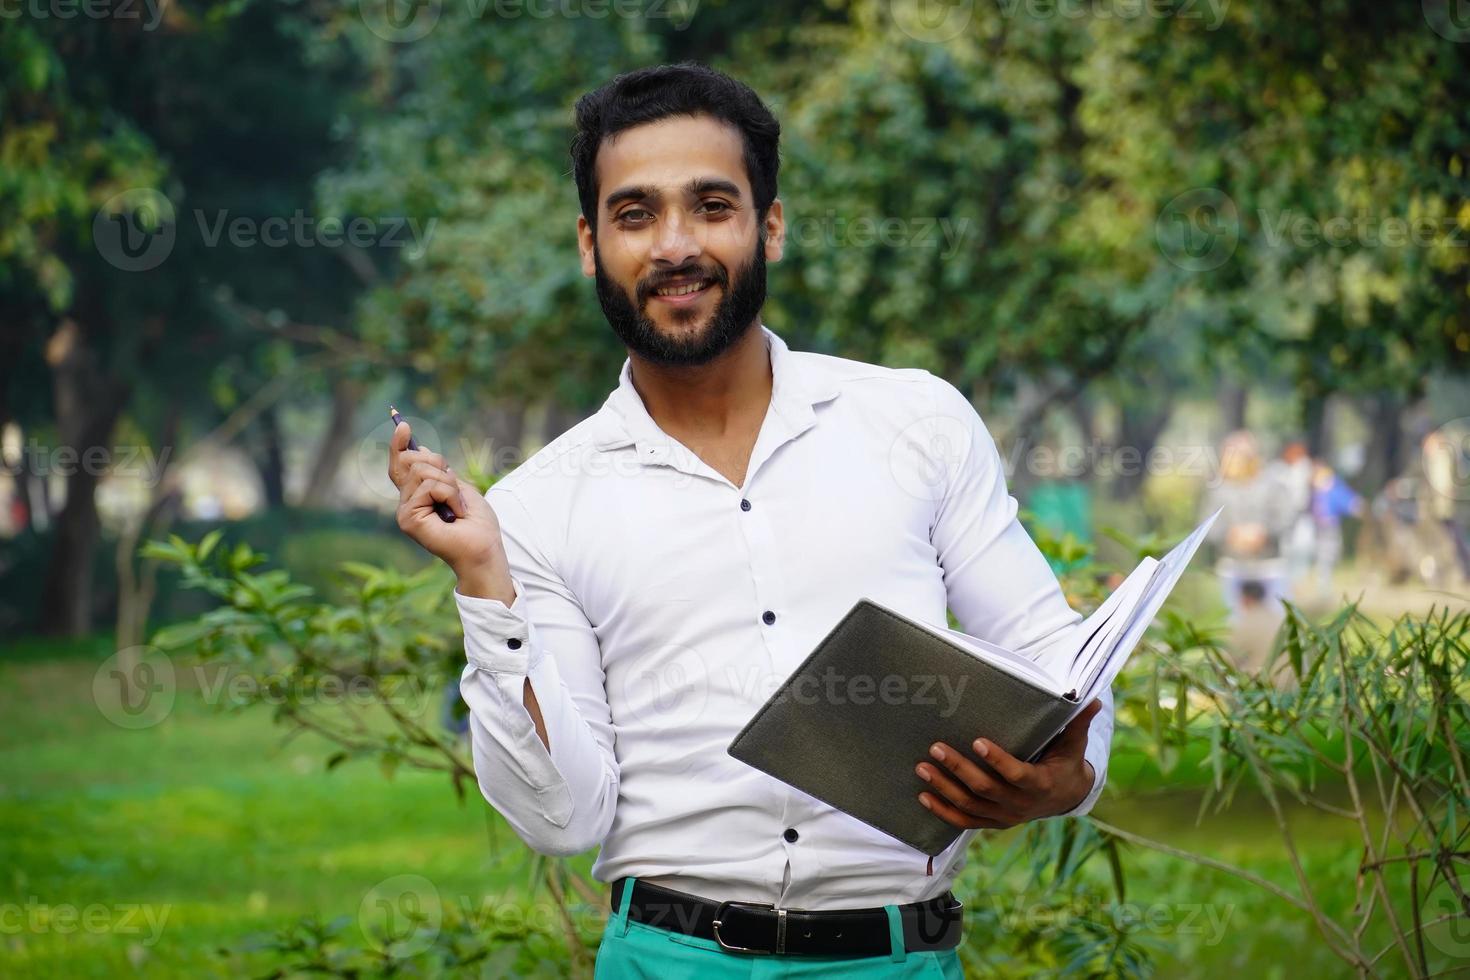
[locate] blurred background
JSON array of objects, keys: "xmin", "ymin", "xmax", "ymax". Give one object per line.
[{"xmin": 2, "ymin": 1, "xmax": 1468, "ymax": 977}]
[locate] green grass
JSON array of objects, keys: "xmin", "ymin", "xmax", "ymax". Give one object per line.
[
  {"xmin": 0, "ymin": 637, "xmax": 593, "ymax": 978},
  {"xmin": 2, "ymin": 634, "xmax": 1458, "ymax": 978}
]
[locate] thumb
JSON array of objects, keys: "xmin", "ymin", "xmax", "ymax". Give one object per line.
[{"xmin": 1058, "ymin": 698, "xmax": 1102, "ymax": 749}]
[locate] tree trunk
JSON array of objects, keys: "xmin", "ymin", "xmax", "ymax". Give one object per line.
[
  {"xmin": 477, "ymin": 400, "xmax": 528, "ymax": 479},
  {"xmin": 249, "ymin": 404, "xmax": 287, "ymax": 509},
  {"xmin": 1303, "ymin": 391, "xmax": 1330, "ymax": 458},
  {"xmin": 301, "ymin": 377, "xmax": 365, "ymax": 508},
  {"xmin": 1066, "ymin": 393, "xmax": 1098, "ymax": 480},
  {"xmin": 1112, "ymin": 398, "xmax": 1175, "ymax": 500},
  {"xmin": 1218, "ymin": 383, "xmax": 1248, "ymax": 432},
  {"xmin": 115, "ymin": 406, "xmax": 182, "ymax": 654},
  {"xmin": 38, "ymin": 319, "xmax": 130, "ymax": 636},
  {"xmin": 1357, "ymin": 392, "xmax": 1405, "ymax": 492}
]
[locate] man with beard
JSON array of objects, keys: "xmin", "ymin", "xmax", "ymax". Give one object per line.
[{"xmin": 389, "ymin": 62, "xmax": 1112, "ymax": 978}]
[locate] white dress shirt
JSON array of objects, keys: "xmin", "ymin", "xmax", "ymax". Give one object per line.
[{"xmin": 454, "ymin": 323, "xmax": 1113, "ymax": 910}]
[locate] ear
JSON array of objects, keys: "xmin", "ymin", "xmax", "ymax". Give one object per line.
[
  {"xmin": 577, "ymin": 214, "xmax": 596, "ymax": 278},
  {"xmin": 762, "ymin": 197, "xmax": 785, "ymax": 263}
]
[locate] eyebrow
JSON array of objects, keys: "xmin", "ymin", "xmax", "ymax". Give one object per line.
[{"xmin": 603, "ymin": 177, "xmax": 743, "ymax": 213}]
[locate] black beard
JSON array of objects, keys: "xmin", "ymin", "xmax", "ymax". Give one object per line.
[{"xmin": 593, "ymin": 233, "xmax": 767, "ymax": 367}]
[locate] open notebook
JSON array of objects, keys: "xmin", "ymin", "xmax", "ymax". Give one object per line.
[{"xmin": 727, "ymin": 508, "xmax": 1222, "ymax": 856}]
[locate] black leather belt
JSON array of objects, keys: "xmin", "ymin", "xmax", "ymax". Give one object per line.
[{"xmin": 610, "ymin": 877, "xmax": 964, "ymax": 957}]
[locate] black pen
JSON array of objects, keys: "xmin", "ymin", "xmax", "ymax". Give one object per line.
[{"xmin": 390, "ymin": 405, "xmax": 457, "ymax": 523}]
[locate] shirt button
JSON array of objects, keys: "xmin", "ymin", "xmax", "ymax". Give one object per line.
[
  {"xmin": 783, "ymin": 828, "xmax": 799, "ymax": 843},
  {"xmin": 507, "ymin": 638, "xmax": 522, "ymax": 650},
  {"xmin": 740, "ymin": 498, "xmax": 751, "ymax": 512},
  {"xmin": 762, "ymin": 610, "xmax": 776, "ymax": 625}
]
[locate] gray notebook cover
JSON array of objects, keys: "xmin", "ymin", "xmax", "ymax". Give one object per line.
[{"xmin": 727, "ymin": 598, "xmax": 1081, "ymax": 856}]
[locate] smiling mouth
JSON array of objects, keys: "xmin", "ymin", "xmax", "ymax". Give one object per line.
[{"xmin": 650, "ymin": 278, "xmax": 717, "ymax": 302}]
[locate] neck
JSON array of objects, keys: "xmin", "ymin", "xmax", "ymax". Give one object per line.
[{"xmin": 627, "ymin": 320, "xmax": 771, "ymax": 439}]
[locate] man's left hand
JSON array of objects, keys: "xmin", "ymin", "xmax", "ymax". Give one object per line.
[{"xmin": 915, "ymin": 698, "xmax": 1102, "ymax": 830}]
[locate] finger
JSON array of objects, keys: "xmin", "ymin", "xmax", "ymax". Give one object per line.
[
  {"xmin": 402, "ymin": 460, "xmax": 452, "ymax": 501},
  {"xmin": 917, "ymin": 759, "xmax": 1016, "ymax": 815},
  {"xmin": 408, "ymin": 448, "xmax": 446, "ymax": 471},
  {"xmin": 451, "ymin": 474, "xmax": 485, "ymax": 507},
  {"xmin": 918, "ymin": 789, "xmax": 1017, "ymax": 831},
  {"xmin": 967, "ymin": 737, "xmax": 1037, "ymax": 789},
  {"xmin": 923, "ymin": 747, "xmax": 1025, "ymax": 809},
  {"xmin": 406, "ymin": 475, "xmax": 465, "ymax": 519},
  {"xmin": 1050, "ymin": 699, "xmax": 1102, "ymax": 755},
  {"xmin": 388, "ymin": 423, "xmax": 412, "ymax": 483},
  {"xmin": 391, "ymin": 420, "xmax": 412, "ymax": 455}
]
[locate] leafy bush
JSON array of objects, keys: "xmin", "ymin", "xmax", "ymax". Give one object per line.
[{"xmin": 146, "ymin": 529, "xmax": 1470, "ymax": 978}]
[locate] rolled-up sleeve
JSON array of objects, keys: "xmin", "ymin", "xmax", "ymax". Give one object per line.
[
  {"xmin": 454, "ymin": 483, "xmax": 619, "ymax": 856},
  {"xmin": 924, "ymin": 375, "xmax": 1113, "ymax": 819}
]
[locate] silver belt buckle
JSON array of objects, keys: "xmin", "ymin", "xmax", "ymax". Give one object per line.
[{"xmin": 712, "ymin": 900, "xmax": 788, "ymax": 954}]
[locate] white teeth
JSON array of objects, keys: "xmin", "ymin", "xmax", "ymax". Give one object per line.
[{"xmin": 656, "ymin": 281, "xmax": 709, "ymax": 297}]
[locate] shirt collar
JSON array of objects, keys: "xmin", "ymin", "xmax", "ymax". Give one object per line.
[{"xmin": 591, "ymin": 323, "xmax": 842, "ymax": 456}]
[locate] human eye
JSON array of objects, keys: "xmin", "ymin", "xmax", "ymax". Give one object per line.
[
  {"xmin": 698, "ymin": 200, "xmax": 733, "ymax": 216},
  {"xmin": 616, "ymin": 208, "xmax": 653, "ymax": 224}
]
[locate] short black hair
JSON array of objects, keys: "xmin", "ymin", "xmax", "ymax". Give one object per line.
[{"xmin": 570, "ymin": 62, "xmax": 781, "ymax": 232}]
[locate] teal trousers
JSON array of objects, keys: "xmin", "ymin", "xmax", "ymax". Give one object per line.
[{"xmin": 592, "ymin": 877, "xmax": 965, "ymax": 979}]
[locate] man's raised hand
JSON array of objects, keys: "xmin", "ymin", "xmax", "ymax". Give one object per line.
[{"xmin": 388, "ymin": 421, "xmax": 508, "ymax": 587}]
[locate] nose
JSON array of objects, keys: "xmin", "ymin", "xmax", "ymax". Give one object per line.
[{"xmin": 649, "ymin": 207, "xmax": 703, "ymax": 269}]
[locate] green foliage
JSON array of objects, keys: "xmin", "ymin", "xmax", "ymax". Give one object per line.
[{"xmin": 144, "ymin": 531, "xmax": 475, "ymax": 801}]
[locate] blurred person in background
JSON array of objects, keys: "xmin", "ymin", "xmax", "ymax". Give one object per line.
[
  {"xmin": 1369, "ymin": 476, "xmax": 1423, "ymax": 586},
  {"xmin": 1422, "ymin": 428, "xmax": 1470, "ymax": 587},
  {"xmin": 1309, "ymin": 461, "xmax": 1363, "ymax": 604},
  {"xmin": 1201, "ymin": 430, "xmax": 1296, "ymax": 619},
  {"xmin": 1228, "ymin": 579, "xmax": 1286, "ymax": 679},
  {"xmin": 1269, "ymin": 440, "xmax": 1315, "ymax": 597}
]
